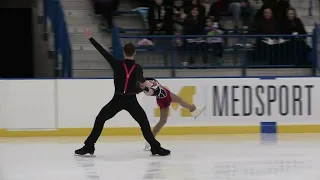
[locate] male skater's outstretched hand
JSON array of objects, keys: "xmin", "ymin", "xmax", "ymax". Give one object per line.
[
  {"xmin": 83, "ymin": 27, "xmax": 92, "ymax": 39},
  {"xmin": 83, "ymin": 27, "xmax": 116, "ymax": 68}
]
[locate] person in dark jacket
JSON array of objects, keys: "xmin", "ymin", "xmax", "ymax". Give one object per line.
[
  {"xmin": 183, "ymin": 6, "xmax": 204, "ymax": 35},
  {"xmin": 255, "ymin": 0, "xmax": 290, "ymax": 22},
  {"xmin": 183, "ymin": 6, "xmax": 205, "ymax": 64},
  {"xmin": 281, "ymin": 7, "xmax": 307, "ymax": 35},
  {"xmin": 280, "ymin": 7, "xmax": 310, "ymax": 66},
  {"xmin": 147, "ymin": 0, "xmax": 173, "ymax": 35},
  {"xmin": 255, "ymin": 8, "xmax": 278, "ymax": 34},
  {"xmin": 185, "ymin": 0, "xmax": 206, "ymax": 20},
  {"xmin": 254, "ymin": 8, "xmax": 280, "ymax": 64}
]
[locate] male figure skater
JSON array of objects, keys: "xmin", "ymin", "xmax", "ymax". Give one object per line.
[
  {"xmin": 75, "ymin": 28, "xmax": 170, "ymax": 156},
  {"xmin": 136, "ymin": 78, "xmax": 205, "ymax": 150}
]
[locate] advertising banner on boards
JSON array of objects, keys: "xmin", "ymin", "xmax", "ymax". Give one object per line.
[{"xmin": 142, "ymin": 78, "xmax": 317, "ymax": 126}]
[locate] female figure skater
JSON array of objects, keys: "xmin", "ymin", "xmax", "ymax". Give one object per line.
[{"xmin": 137, "ymin": 78, "xmax": 205, "ymax": 151}]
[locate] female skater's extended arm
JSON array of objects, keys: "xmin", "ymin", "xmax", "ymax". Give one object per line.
[{"xmin": 84, "ymin": 28, "xmax": 116, "ymax": 69}]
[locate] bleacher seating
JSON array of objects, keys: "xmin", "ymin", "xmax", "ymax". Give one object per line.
[{"xmin": 47, "ymin": 0, "xmax": 320, "ymax": 78}]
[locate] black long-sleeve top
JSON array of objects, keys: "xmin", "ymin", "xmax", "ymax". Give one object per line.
[{"xmin": 89, "ymin": 38, "xmax": 145, "ymax": 94}]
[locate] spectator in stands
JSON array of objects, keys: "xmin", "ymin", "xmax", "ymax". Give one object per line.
[
  {"xmin": 172, "ymin": 0, "xmax": 187, "ymax": 33},
  {"xmin": 183, "ymin": 6, "xmax": 205, "ymax": 64},
  {"xmin": 255, "ymin": 0, "xmax": 290, "ymax": 22},
  {"xmin": 281, "ymin": 7, "xmax": 307, "ymax": 35},
  {"xmin": 148, "ymin": 0, "xmax": 173, "ymax": 35},
  {"xmin": 254, "ymin": 8, "xmax": 279, "ymax": 64},
  {"xmin": 280, "ymin": 7, "xmax": 310, "ymax": 66},
  {"xmin": 93, "ymin": 0, "xmax": 120, "ymax": 30},
  {"xmin": 204, "ymin": 16, "xmax": 225, "ymax": 64},
  {"xmin": 183, "ymin": 6, "xmax": 205, "ymax": 35},
  {"xmin": 186, "ymin": 0, "xmax": 205, "ymax": 20},
  {"xmin": 255, "ymin": 8, "xmax": 277, "ymax": 34},
  {"xmin": 224, "ymin": 0, "xmax": 254, "ymax": 30}
]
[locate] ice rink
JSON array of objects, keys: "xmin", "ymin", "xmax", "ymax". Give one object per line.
[{"xmin": 1, "ymin": 134, "xmax": 320, "ymax": 180}]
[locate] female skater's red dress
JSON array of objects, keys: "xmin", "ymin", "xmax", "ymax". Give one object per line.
[
  {"xmin": 144, "ymin": 77, "xmax": 172, "ymax": 109},
  {"xmin": 156, "ymin": 88, "xmax": 172, "ymax": 109}
]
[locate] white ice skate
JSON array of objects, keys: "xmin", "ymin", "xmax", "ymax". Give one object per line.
[
  {"xmin": 191, "ymin": 106, "xmax": 205, "ymax": 119},
  {"xmin": 144, "ymin": 142, "xmax": 151, "ymax": 151}
]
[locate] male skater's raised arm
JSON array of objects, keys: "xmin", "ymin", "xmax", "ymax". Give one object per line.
[{"xmin": 84, "ymin": 28, "xmax": 116, "ymax": 69}]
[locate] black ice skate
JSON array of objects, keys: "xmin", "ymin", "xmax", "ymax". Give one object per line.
[
  {"xmin": 151, "ymin": 147, "xmax": 171, "ymax": 156},
  {"xmin": 75, "ymin": 145, "xmax": 95, "ymax": 156}
]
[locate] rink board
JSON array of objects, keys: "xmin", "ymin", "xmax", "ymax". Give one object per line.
[{"xmin": 0, "ymin": 78, "xmax": 319, "ymax": 136}]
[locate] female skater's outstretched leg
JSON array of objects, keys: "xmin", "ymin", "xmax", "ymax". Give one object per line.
[
  {"xmin": 171, "ymin": 92, "xmax": 205, "ymax": 118},
  {"xmin": 170, "ymin": 92, "xmax": 196, "ymax": 112}
]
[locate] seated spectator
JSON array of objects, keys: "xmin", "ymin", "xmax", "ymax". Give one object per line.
[
  {"xmin": 255, "ymin": 8, "xmax": 277, "ymax": 34},
  {"xmin": 147, "ymin": 0, "xmax": 173, "ymax": 35},
  {"xmin": 281, "ymin": 7, "xmax": 307, "ymax": 35},
  {"xmin": 254, "ymin": 8, "xmax": 280, "ymax": 64},
  {"xmin": 183, "ymin": 6, "xmax": 205, "ymax": 64},
  {"xmin": 186, "ymin": 0, "xmax": 205, "ymax": 20},
  {"xmin": 280, "ymin": 7, "xmax": 310, "ymax": 66},
  {"xmin": 224, "ymin": 0, "xmax": 254, "ymax": 30},
  {"xmin": 204, "ymin": 16, "xmax": 225, "ymax": 64},
  {"xmin": 172, "ymin": 0, "xmax": 187, "ymax": 33},
  {"xmin": 93, "ymin": 0, "xmax": 120, "ymax": 30},
  {"xmin": 183, "ymin": 6, "xmax": 205, "ymax": 35},
  {"xmin": 255, "ymin": 0, "xmax": 290, "ymax": 22}
]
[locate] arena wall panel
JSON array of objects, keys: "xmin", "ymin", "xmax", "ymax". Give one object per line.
[{"xmin": 0, "ymin": 78, "xmax": 319, "ymax": 136}]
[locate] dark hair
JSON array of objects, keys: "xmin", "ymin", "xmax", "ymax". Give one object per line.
[{"xmin": 123, "ymin": 43, "xmax": 136, "ymax": 57}]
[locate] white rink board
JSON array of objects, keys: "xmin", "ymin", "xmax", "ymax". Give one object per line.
[
  {"xmin": 1, "ymin": 80, "xmax": 56, "ymax": 129},
  {"xmin": 0, "ymin": 78, "xmax": 318, "ymax": 129}
]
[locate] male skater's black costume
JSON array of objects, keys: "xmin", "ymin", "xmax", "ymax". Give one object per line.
[{"xmin": 75, "ymin": 38, "xmax": 170, "ymax": 156}]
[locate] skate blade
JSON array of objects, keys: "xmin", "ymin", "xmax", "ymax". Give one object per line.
[
  {"xmin": 151, "ymin": 153, "xmax": 171, "ymax": 156},
  {"xmin": 74, "ymin": 153, "xmax": 96, "ymax": 157}
]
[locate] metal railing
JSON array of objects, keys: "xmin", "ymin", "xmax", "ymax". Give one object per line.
[{"xmin": 112, "ymin": 25, "xmax": 318, "ymax": 76}]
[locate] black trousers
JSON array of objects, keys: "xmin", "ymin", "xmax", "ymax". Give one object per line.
[{"xmin": 85, "ymin": 94, "xmax": 161, "ymax": 148}]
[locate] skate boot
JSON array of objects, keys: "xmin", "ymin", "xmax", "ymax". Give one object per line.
[
  {"xmin": 144, "ymin": 142, "xmax": 151, "ymax": 151},
  {"xmin": 191, "ymin": 106, "xmax": 206, "ymax": 119},
  {"xmin": 151, "ymin": 147, "xmax": 171, "ymax": 156},
  {"xmin": 75, "ymin": 145, "xmax": 95, "ymax": 156}
]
